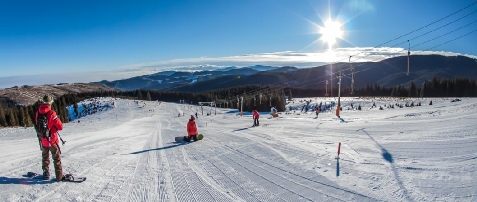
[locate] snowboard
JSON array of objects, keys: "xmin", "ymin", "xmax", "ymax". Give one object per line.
[
  {"xmin": 27, "ymin": 172, "xmax": 86, "ymax": 183},
  {"xmin": 175, "ymin": 134, "xmax": 203, "ymax": 142}
]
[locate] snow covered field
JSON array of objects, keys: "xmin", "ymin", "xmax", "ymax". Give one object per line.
[{"xmin": 1, "ymin": 97, "xmax": 476, "ymax": 201}]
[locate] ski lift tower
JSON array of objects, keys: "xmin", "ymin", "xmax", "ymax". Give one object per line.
[
  {"xmin": 336, "ymin": 70, "xmax": 342, "ymax": 117},
  {"xmin": 198, "ymin": 102, "xmax": 216, "ymax": 115}
]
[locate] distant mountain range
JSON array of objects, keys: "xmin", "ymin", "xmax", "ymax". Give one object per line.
[
  {"xmin": 96, "ymin": 65, "xmax": 297, "ymax": 91},
  {"xmin": 96, "ymin": 55, "xmax": 477, "ymax": 92}
]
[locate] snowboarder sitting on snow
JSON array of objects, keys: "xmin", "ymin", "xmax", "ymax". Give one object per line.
[
  {"xmin": 252, "ymin": 109, "xmax": 260, "ymax": 126},
  {"xmin": 34, "ymin": 95, "xmax": 65, "ymax": 182},
  {"xmin": 185, "ymin": 115, "xmax": 199, "ymax": 142}
]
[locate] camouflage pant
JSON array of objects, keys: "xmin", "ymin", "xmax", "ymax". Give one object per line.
[{"xmin": 42, "ymin": 145, "xmax": 63, "ymax": 181}]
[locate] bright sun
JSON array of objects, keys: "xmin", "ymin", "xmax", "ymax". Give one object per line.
[{"xmin": 319, "ymin": 19, "xmax": 343, "ymax": 49}]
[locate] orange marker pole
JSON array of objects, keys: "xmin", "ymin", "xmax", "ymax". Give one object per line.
[{"xmin": 337, "ymin": 142, "xmax": 341, "ymax": 158}]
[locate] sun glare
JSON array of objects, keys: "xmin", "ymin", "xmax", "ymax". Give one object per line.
[{"xmin": 319, "ymin": 19, "xmax": 343, "ymax": 49}]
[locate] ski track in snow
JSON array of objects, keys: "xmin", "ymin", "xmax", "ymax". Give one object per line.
[{"xmin": 1, "ymin": 98, "xmax": 477, "ymax": 201}]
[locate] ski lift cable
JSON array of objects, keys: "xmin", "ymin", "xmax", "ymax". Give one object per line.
[
  {"xmin": 411, "ymin": 20, "xmax": 477, "ymax": 49},
  {"xmin": 370, "ymin": 1, "xmax": 477, "ymax": 49}
]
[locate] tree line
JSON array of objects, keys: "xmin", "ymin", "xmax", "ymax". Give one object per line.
[
  {"xmin": 287, "ymin": 77, "xmax": 477, "ymax": 98},
  {"xmin": 0, "ymin": 77, "xmax": 476, "ymax": 128}
]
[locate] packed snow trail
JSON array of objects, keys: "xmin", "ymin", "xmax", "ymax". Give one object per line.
[{"xmin": 0, "ymin": 98, "xmax": 476, "ymax": 201}]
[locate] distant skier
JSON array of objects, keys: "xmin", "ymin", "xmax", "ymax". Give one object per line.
[
  {"xmin": 252, "ymin": 109, "xmax": 260, "ymax": 126},
  {"xmin": 195, "ymin": 112, "xmax": 198, "ymax": 119},
  {"xmin": 315, "ymin": 106, "xmax": 320, "ymax": 117},
  {"xmin": 34, "ymin": 95, "xmax": 65, "ymax": 182},
  {"xmin": 185, "ymin": 115, "xmax": 199, "ymax": 142}
]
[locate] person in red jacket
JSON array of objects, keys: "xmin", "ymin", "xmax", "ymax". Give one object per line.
[
  {"xmin": 35, "ymin": 95, "xmax": 64, "ymax": 182},
  {"xmin": 186, "ymin": 115, "xmax": 198, "ymax": 142},
  {"xmin": 252, "ymin": 109, "xmax": 260, "ymax": 126}
]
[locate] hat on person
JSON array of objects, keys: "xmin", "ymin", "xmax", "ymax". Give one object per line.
[
  {"xmin": 42, "ymin": 95, "xmax": 54, "ymax": 105},
  {"xmin": 190, "ymin": 115, "xmax": 195, "ymax": 120}
]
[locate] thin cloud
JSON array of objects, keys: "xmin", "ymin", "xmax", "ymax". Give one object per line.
[
  {"xmin": 1, "ymin": 48, "xmax": 476, "ymax": 88},
  {"xmin": 122, "ymin": 48, "xmax": 476, "ymax": 71}
]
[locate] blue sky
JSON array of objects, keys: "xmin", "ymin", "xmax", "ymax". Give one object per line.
[{"xmin": 1, "ymin": 0, "xmax": 476, "ymax": 87}]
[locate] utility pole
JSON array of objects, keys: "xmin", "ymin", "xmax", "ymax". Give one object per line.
[
  {"xmin": 240, "ymin": 97, "xmax": 243, "ymax": 116},
  {"xmin": 350, "ymin": 56, "xmax": 354, "ymax": 95},
  {"xmin": 336, "ymin": 70, "xmax": 342, "ymax": 117},
  {"xmin": 330, "ymin": 65, "xmax": 333, "ymax": 97},
  {"xmin": 407, "ymin": 40, "xmax": 410, "ymax": 75}
]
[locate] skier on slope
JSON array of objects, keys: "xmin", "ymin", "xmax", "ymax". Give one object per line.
[
  {"xmin": 185, "ymin": 115, "xmax": 199, "ymax": 142},
  {"xmin": 34, "ymin": 95, "xmax": 65, "ymax": 182},
  {"xmin": 252, "ymin": 109, "xmax": 260, "ymax": 126},
  {"xmin": 315, "ymin": 105, "xmax": 320, "ymax": 117}
]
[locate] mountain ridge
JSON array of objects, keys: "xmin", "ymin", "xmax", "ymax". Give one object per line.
[{"xmin": 97, "ymin": 55, "xmax": 477, "ymax": 92}]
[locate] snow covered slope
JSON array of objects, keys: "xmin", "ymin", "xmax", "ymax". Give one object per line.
[{"xmin": 0, "ymin": 97, "xmax": 476, "ymax": 201}]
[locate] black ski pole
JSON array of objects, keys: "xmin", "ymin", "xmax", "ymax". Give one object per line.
[
  {"xmin": 37, "ymin": 137, "xmax": 42, "ymax": 151},
  {"xmin": 57, "ymin": 132, "xmax": 66, "ymax": 145}
]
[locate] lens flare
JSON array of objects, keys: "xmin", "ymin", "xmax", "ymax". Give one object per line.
[{"xmin": 319, "ymin": 19, "xmax": 343, "ymax": 49}]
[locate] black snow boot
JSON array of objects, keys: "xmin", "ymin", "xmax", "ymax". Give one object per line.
[{"xmin": 42, "ymin": 170, "xmax": 50, "ymax": 180}]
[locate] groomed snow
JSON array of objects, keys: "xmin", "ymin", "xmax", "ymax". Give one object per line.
[{"xmin": 1, "ymin": 97, "xmax": 476, "ymax": 201}]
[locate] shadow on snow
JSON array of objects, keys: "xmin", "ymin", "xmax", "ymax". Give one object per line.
[
  {"xmin": 233, "ymin": 128, "xmax": 249, "ymax": 132},
  {"xmin": 357, "ymin": 128, "xmax": 413, "ymax": 201},
  {"xmin": 129, "ymin": 142, "xmax": 188, "ymax": 154},
  {"xmin": 0, "ymin": 175, "xmax": 55, "ymax": 185}
]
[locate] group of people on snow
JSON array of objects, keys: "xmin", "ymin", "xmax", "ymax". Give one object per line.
[{"xmin": 33, "ymin": 95, "xmax": 267, "ymax": 182}]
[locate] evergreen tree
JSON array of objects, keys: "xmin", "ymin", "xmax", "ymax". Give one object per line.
[
  {"xmin": 18, "ymin": 107, "xmax": 25, "ymax": 127},
  {"xmin": 146, "ymin": 91, "xmax": 152, "ymax": 101},
  {"xmin": 137, "ymin": 90, "xmax": 143, "ymax": 100},
  {"xmin": 7, "ymin": 110, "xmax": 17, "ymax": 126},
  {"xmin": 61, "ymin": 96, "xmax": 67, "ymax": 108},
  {"xmin": 0, "ymin": 104, "xmax": 6, "ymax": 127},
  {"xmin": 24, "ymin": 107, "xmax": 33, "ymax": 127},
  {"xmin": 420, "ymin": 84, "xmax": 425, "ymax": 98},
  {"xmin": 409, "ymin": 81, "xmax": 417, "ymax": 97}
]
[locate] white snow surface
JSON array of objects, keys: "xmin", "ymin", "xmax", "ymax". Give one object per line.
[{"xmin": 1, "ymin": 97, "xmax": 477, "ymax": 202}]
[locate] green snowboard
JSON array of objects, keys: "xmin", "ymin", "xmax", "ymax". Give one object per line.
[{"xmin": 175, "ymin": 134, "xmax": 203, "ymax": 142}]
